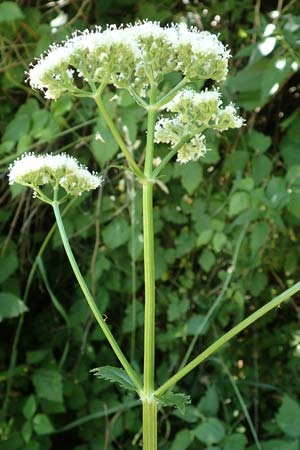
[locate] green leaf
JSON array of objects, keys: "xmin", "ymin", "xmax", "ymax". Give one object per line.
[
  {"xmin": 170, "ymin": 429, "xmax": 194, "ymax": 450},
  {"xmin": 33, "ymin": 414, "xmax": 54, "ymax": 435},
  {"xmin": 0, "ymin": 252, "xmax": 18, "ymax": 284},
  {"xmin": 276, "ymin": 395, "xmax": 300, "ymax": 438},
  {"xmin": 212, "ymin": 232, "xmax": 227, "ymax": 253},
  {"xmin": 223, "ymin": 433, "xmax": 247, "ymax": 450},
  {"xmin": 3, "ymin": 113, "xmax": 30, "ymax": 143},
  {"xmin": 198, "ymin": 385, "xmax": 219, "ymax": 416},
  {"xmin": 229, "ymin": 192, "xmax": 250, "ymax": 216},
  {"xmin": 248, "ymin": 129, "xmax": 271, "ymax": 153},
  {"xmin": 91, "ymin": 366, "xmax": 137, "ymax": 391},
  {"xmin": 33, "ymin": 369, "xmax": 63, "ymax": 403},
  {"xmin": 157, "ymin": 392, "xmax": 191, "ymax": 414},
  {"xmin": 102, "ymin": 217, "xmax": 130, "ymax": 249},
  {"xmin": 288, "ymin": 192, "xmax": 300, "ymax": 219},
  {"xmin": 261, "ymin": 440, "xmax": 299, "ymax": 450},
  {"xmin": 249, "ymin": 272, "xmax": 267, "ymax": 297},
  {"xmin": 21, "ymin": 421, "xmax": 32, "ymax": 444},
  {"xmin": 194, "ymin": 418, "xmax": 225, "ymax": 445},
  {"xmin": 0, "ymin": 2, "xmax": 24, "ymax": 22},
  {"xmin": 223, "ymin": 151, "xmax": 249, "ymax": 175},
  {"xmin": 186, "ymin": 314, "xmax": 209, "ymax": 336},
  {"xmin": 176, "ymin": 162, "xmax": 203, "ymax": 194},
  {"xmin": 235, "ymin": 177, "xmax": 255, "ymax": 192},
  {"xmin": 197, "ymin": 229, "xmax": 213, "ymax": 246},
  {"xmin": 250, "ymin": 222, "xmax": 269, "ymax": 256},
  {"xmin": 199, "ymin": 249, "xmax": 216, "ymax": 272},
  {"xmin": 23, "ymin": 395, "xmax": 37, "ymax": 420},
  {"xmin": 0, "ymin": 293, "xmax": 28, "ymax": 321},
  {"xmin": 252, "ymin": 154, "xmax": 272, "ymax": 184}
]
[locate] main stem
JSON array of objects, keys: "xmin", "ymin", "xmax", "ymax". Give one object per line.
[
  {"xmin": 52, "ymin": 201, "xmax": 142, "ymax": 392},
  {"xmin": 143, "ymin": 83, "xmax": 158, "ymax": 450}
]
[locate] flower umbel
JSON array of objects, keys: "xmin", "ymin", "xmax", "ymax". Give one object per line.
[
  {"xmin": 27, "ymin": 21, "xmax": 230, "ymax": 99},
  {"xmin": 8, "ymin": 153, "xmax": 103, "ymax": 198},
  {"xmin": 155, "ymin": 88, "xmax": 244, "ymax": 163}
]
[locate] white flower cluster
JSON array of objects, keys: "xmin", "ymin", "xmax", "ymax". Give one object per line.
[
  {"xmin": 155, "ymin": 88, "xmax": 244, "ymax": 163},
  {"xmin": 27, "ymin": 21, "xmax": 230, "ymax": 99},
  {"xmin": 8, "ymin": 153, "xmax": 103, "ymax": 197}
]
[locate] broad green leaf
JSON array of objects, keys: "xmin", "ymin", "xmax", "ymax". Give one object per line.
[
  {"xmin": 266, "ymin": 177, "xmax": 287, "ymax": 208},
  {"xmin": 223, "ymin": 151, "xmax": 249, "ymax": 175},
  {"xmin": 0, "ymin": 293, "xmax": 28, "ymax": 321},
  {"xmin": 21, "ymin": 421, "xmax": 32, "ymax": 444},
  {"xmin": 194, "ymin": 418, "xmax": 225, "ymax": 445},
  {"xmin": 102, "ymin": 217, "xmax": 130, "ymax": 249},
  {"xmin": 3, "ymin": 113, "xmax": 30, "ymax": 143},
  {"xmin": 176, "ymin": 162, "xmax": 203, "ymax": 194},
  {"xmin": 235, "ymin": 177, "xmax": 255, "ymax": 192},
  {"xmin": 260, "ymin": 439, "xmax": 299, "ymax": 450},
  {"xmin": 91, "ymin": 366, "xmax": 137, "ymax": 391},
  {"xmin": 0, "ymin": 2, "xmax": 24, "ymax": 22},
  {"xmin": 33, "ymin": 369, "xmax": 63, "ymax": 403},
  {"xmin": 197, "ymin": 229, "xmax": 213, "ymax": 246},
  {"xmin": 229, "ymin": 192, "xmax": 250, "ymax": 216},
  {"xmin": 33, "ymin": 414, "xmax": 54, "ymax": 435},
  {"xmin": 212, "ymin": 232, "xmax": 227, "ymax": 253},
  {"xmin": 157, "ymin": 392, "xmax": 191, "ymax": 414},
  {"xmin": 199, "ymin": 249, "xmax": 216, "ymax": 272},
  {"xmin": 223, "ymin": 433, "xmax": 247, "ymax": 450},
  {"xmin": 198, "ymin": 385, "xmax": 219, "ymax": 416},
  {"xmin": 252, "ymin": 154, "xmax": 272, "ymax": 184},
  {"xmin": 170, "ymin": 429, "xmax": 194, "ymax": 450},
  {"xmin": 276, "ymin": 395, "xmax": 300, "ymax": 438},
  {"xmin": 168, "ymin": 297, "xmax": 189, "ymax": 322},
  {"xmin": 249, "ymin": 272, "xmax": 267, "ymax": 297},
  {"xmin": 248, "ymin": 129, "xmax": 271, "ymax": 153},
  {"xmin": 250, "ymin": 222, "xmax": 269, "ymax": 256},
  {"xmin": 23, "ymin": 395, "xmax": 37, "ymax": 420}
]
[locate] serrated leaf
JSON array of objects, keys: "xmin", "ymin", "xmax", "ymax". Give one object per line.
[
  {"xmin": 91, "ymin": 366, "xmax": 137, "ymax": 391},
  {"xmin": 156, "ymin": 392, "xmax": 191, "ymax": 414}
]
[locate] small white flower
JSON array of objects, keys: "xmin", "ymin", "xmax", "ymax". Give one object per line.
[
  {"xmin": 214, "ymin": 103, "xmax": 244, "ymax": 131},
  {"xmin": 155, "ymin": 88, "xmax": 243, "ymax": 163},
  {"xmin": 8, "ymin": 153, "xmax": 103, "ymax": 197},
  {"xmin": 177, "ymin": 135, "xmax": 208, "ymax": 163},
  {"xmin": 27, "ymin": 21, "xmax": 231, "ymax": 99}
]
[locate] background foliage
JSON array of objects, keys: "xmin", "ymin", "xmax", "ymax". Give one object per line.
[{"xmin": 1, "ymin": 0, "xmax": 300, "ymax": 449}]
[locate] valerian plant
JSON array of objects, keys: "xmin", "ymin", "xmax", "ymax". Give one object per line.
[{"xmin": 8, "ymin": 21, "xmax": 300, "ymax": 450}]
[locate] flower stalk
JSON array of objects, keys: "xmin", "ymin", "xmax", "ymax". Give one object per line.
[
  {"xmin": 52, "ymin": 194, "xmax": 142, "ymax": 393},
  {"xmin": 142, "ymin": 83, "xmax": 158, "ymax": 448}
]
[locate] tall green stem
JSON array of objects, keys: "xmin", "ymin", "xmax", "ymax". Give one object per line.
[
  {"xmin": 143, "ymin": 400, "xmax": 158, "ymax": 450},
  {"xmin": 52, "ymin": 200, "xmax": 142, "ymax": 392},
  {"xmin": 142, "ymin": 83, "xmax": 158, "ymax": 450}
]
